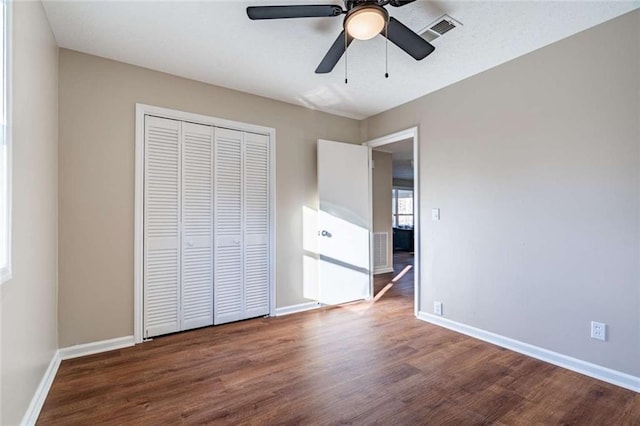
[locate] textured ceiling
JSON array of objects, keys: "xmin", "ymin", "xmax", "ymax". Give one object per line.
[{"xmin": 42, "ymin": 1, "xmax": 639, "ymax": 119}]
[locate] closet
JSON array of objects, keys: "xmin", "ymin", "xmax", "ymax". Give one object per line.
[{"xmin": 143, "ymin": 115, "xmax": 271, "ymax": 339}]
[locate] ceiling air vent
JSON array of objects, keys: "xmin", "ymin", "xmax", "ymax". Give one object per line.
[{"xmin": 418, "ymin": 14, "xmax": 462, "ymax": 43}]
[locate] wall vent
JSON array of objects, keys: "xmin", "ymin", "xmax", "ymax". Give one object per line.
[
  {"xmin": 373, "ymin": 232, "xmax": 390, "ymax": 273},
  {"xmin": 419, "ymin": 14, "xmax": 462, "ymax": 43}
]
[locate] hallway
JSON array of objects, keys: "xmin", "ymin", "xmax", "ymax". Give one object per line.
[{"xmin": 373, "ymin": 251, "xmax": 414, "ymax": 300}]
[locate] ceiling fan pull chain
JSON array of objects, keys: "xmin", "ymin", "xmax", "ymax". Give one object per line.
[
  {"xmin": 385, "ymin": 18, "xmax": 389, "ymax": 78},
  {"xmin": 344, "ymin": 30, "xmax": 348, "ymax": 84}
]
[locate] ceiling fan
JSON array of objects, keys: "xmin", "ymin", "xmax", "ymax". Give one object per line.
[{"xmin": 246, "ymin": 1, "xmax": 435, "ymax": 75}]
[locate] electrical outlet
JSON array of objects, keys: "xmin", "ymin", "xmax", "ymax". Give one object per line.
[
  {"xmin": 591, "ymin": 321, "xmax": 606, "ymax": 341},
  {"xmin": 434, "ymin": 301, "xmax": 443, "ymax": 316}
]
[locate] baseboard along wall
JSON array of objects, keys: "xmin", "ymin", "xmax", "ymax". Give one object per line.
[
  {"xmin": 58, "ymin": 335, "xmax": 135, "ymax": 360},
  {"xmin": 274, "ymin": 301, "xmax": 321, "ymax": 316},
  {"xmin": 417, "ymin": 311, "xmax": 640, "ymax": 393},
  {"xmin": 20, "ymin": 335, "xmax": 135, "ymax": 425},
  {"xmin": 20, "ymin": 351, "xmax": 60, "ymax": 426}
]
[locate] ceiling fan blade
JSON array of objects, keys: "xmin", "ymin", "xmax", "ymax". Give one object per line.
[
  {"xmin": 388, "ymin": 0, "xmax": 417, "ymax": 7},
  {"xmin": 247, "ymin": 5, "xmax": 343, "ymax": 20},
  {"xmin": 315, "ymin": 30, "xmax": 354, "ymax": 74},
  {"xmin": 383, "ymin": 17, "xmax": 435, "ymax": 60}
]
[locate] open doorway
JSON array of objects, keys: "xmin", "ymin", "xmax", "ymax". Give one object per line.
[{"xmin": 365, "ymin": 128, "xmax": 419, "ymax": 315}]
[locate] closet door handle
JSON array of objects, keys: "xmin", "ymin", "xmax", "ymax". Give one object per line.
[
  {"xmin": 234, "ymin": 239, "xmax": 240, "ymax": 245},
  {"xmin": 187, "ymin": 240, "xmax": 194, "ymax": 247}
]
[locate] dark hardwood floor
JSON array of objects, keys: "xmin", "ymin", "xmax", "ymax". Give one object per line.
[
  {"xmin": 39, "ymin": 252, "xmax": 639, "ymax": 424},
  {"xmin": 373, "ymin": 251, "xmax": 414, "ymax": 298}
]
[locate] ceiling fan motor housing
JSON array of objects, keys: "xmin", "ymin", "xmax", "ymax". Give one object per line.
[
  {"xmin": 345, "ymin": 0, "xmax": 415, "ymax": 10},
  {"xmin": 345, "ymin": 0, "xmax": 377, "ymax": 10}
]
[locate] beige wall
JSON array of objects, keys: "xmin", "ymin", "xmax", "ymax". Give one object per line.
[
  {"xmin": 58, "ymin": 49, "xmax": 360, "ymax": 347},
  {"xmin": 0, "ymin": 2, "xmax": 59, "ymax": 424},
  {"xmin": 362, "ymin": 10, "xmax": 640, "ymax": 376},
  {"xmin": 372, "ymin": 151, "xmax": 392, "ymax": 270}
]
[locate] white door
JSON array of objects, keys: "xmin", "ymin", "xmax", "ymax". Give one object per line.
[
  {"xmin": 214, "ymin": 128, "xmax": 244, "ymax": 325},
  {"xmin": 213, "ymin": 129, "xmax": 271, "ymax": 324},
  {"xmin": 317, "ymin": 140, "xmax": 372, "ymax": 305},
  {"xmin": 243, "ymin": 132, "xmax": 270, "ymax": 318},
  {"xmin": 143, "ymin": 114, "xmax": 272, "ymax": 335},
  {"xmin": 144, "ymin": 116, "xmax": 181, "ymax": 337},
  {"xmin": 181, "ymin": 122, "xmax": 214, "ymax": 330}
]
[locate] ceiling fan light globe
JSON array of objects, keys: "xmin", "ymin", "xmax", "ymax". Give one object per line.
[{"xmin": 345, "ymin": 7, "xmax": 387, "ymax": 40}]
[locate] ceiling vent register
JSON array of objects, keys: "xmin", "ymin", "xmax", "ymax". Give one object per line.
[{"xmin": 419, "ymin": 14, "xmax": 462, "ymax": 43}]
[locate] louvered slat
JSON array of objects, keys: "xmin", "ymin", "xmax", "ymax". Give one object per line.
[
  {"xmin": 214, "ymin": 128, "xmax": 244, "ymax": 324},
  {"xmin": 144, "ymin": 116, "xmax": 181, "ymax": 337},
  {"xmin": 181, "ymin": 122, "xmax": 214, "ymax": 330},
  {"xmin": 244, "ymin": 132, "xmax": 270, "ymax": 318}
]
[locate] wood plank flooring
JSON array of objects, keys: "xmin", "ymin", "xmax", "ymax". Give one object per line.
[
  {"xmin": 39, "ymin": 253, "xmax": 639, "ymax": 424},
  {"xmin": 373, "ymin": 251, "xmax": 414, "ymax": 298}
]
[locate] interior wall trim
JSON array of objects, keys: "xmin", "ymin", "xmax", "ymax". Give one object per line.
[
  {"xmin": 417, "ymin": 311, "xmax": 640, "ymax": 393},
  {"xmin": 58, "ymin": 335, "xmax": 135, "ymax": 360},
  {"xmin": 20, "ymin": 351, "xmax": 60, "ymax": 426},
  {"xmin": 363, "ymin": 126, "xmax": 420, "ymax": 316},
  {"xmin": 274, "ymin": 301, "xmax": 321, "ymax": 316},
  {"xmin": 21, "ymin": 335, "xmax": 137, "ymax": 425}
]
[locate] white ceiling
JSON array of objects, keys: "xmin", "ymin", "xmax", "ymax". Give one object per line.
[{"xmin": 42, "ymin": 0, "xmax": 639, "ymax": 119}]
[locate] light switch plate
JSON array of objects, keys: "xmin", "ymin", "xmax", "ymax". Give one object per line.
[{"xmin": 432, "ymin": 208, "xmax": 440, "ymax": 221}]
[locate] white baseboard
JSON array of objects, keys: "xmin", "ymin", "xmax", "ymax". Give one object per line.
[
  {"xmin": 417, "ymin": 311, "xmax": 640, "ymax": 393},
  {"xmin": 20, "ymin": 350, "xmax": 61, "ymax": 426},
  {"xmin": 373, "ymin": 267, "xmax": 394, "ymax": 275},
  {"xmin": 275, "ymin": 301, "xmax": 320, "ymax": 316},
  {"xmin": 59, "ymin": 335, "xmax": 135, "ymax": 360},
  {"xmin": 21, "ymin": 336, "xmax": 137, "ymax": 425}
]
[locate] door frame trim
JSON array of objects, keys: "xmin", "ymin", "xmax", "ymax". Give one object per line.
[
  {"xmin": 134, "ymin": 103, "xmax": 277, "ymax": 344},
  {"xmin": 363, "ymin": 127, "xmax": 420, "ymax": 316}
]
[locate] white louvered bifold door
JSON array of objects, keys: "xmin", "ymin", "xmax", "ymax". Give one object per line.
[
  {"xmin": 144, "ymin": 116, "xmax": 181, "ymax": 338},
  {"xmin": 243, "ymin": 132, "xmax": 270, "ymax": 318},
  {"xmin": 181, "ymin": 122, "xmax": 214, "ymax": 330},
  {"xmin": 213, "ymin": 128, "xmax": 244, "ymax": 325}
]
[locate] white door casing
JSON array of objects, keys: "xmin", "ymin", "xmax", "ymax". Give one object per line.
[{"xmin": 364, "ymin": 126, "xmax": 420, "ymax": 316}]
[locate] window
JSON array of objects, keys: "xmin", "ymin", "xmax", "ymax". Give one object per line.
[
  {"xmin": 0, "ymin": 0, "xmax": 10, "ymax": 283},
  {"xmin": 392, "ymin": 188, "xmax": 413, "ymax": 229}
]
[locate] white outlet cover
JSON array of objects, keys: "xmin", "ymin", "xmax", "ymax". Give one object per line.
[
  {"xmin": 432, "ymin": 208, "xmax": 440, "ymax": 221},
  {"xmin": 591, "ymin": 321, "xmax": 606, "ymax": 341},
  {"xmin": 434, "ymin": 301, "xmax": 443, "ymax": 316}
]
